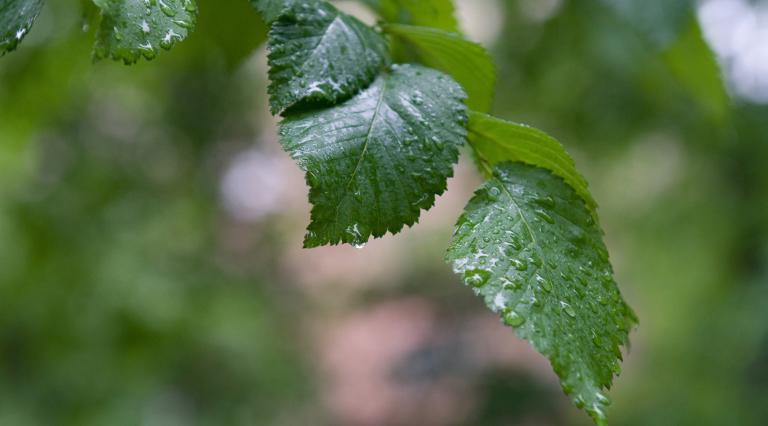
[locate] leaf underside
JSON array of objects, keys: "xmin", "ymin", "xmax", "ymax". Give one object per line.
[
  {"xmin": 279, "ymin": 64, "xmax": 467, "ymax": 248},
  {"xmin": 468, "ymin": 111, "xmax": 598, "ymax": 215},
  {"xmin": 267, "ymin": 0, "xmax": 390, "ymax": 114},
  {"xmin": 0, "ymin": 0, "xmax": 45, "ymax": 56},
  {"xmin": 385, "ymin": 23, "xmax": 495, "ymax": 112},
  {"xmin": 446, "ymin": 162, "xmax": 636, "ymax": 425},
  {"xmin": 93, "ymin": 0, "xmax": 198, "ymax": 65}
]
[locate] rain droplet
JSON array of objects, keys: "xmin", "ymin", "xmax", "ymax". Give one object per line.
[
  {"xmin": 561, "ymin": 301, "xmax": 577, "ymax": 318},
  {"xmin": 503, "ymin": 310, "xmax": 525, "ymax": 327},
  {"xmin": 536, "ymin": 275, "xmax": 552, "ymax": 292},
  {"xmin": 535, "ymin": 209, "xmax": 555, "ymax": 224}
]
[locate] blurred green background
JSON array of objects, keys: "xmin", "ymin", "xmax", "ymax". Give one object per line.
[{"xmin": 1, "ymin": 0, "xmax": 767, "ymax": 424}]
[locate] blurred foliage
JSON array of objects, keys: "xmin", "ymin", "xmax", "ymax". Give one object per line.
[{"xmin": 1, "ymin": 0, "xmax": 767, "ymax": 425}]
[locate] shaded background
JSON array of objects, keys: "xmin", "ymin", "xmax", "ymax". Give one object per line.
[{"xmin": 1, "ymin": 0, "xmax": 767, "ymax": 424}]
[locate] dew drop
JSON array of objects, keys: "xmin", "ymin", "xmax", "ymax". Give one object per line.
[
  {"xmin": 561, "ymin": 301, "xmax": 577, "ymax": 318},
  {"xmin": 503, "ymin": 310, "xmax": 525, "ymax": 327},
  {"xmin": 536, "ymin": 275, "xmax": 552, "ymax": 292},
  {"xmin": 535, "ymin": 209, "xmax": 555, "ymax": 224}
]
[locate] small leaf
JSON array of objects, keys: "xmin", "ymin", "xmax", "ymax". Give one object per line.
[
  {"xmin": 250, "ymin": 0, "xmax": 292, "ymax": 23},
  {"xmin": 267, "ymin": 0, "xmax": 390, "ymax": 114},
  {"xmin": 93, "ymin": 0, "xmax": 198, "ymax": 65},
  {"xmin": 384, "ymin": 23, "xmax": 495, "ymax": 111},
  {"xmin": 363, "ymin": 0, "xmax": 458, "ymax": 32},
  {"xmin": 0, "ymin": 0, "xmax": 45, "ymax": 56},
  {"xmin": 446, "ymin": 162, "xmax": 636, "ymax": 426},
  {"xmin": 279, "ymin": 64, "xmax": 467, "ymax": 248},
  {"xmin": 467, "ymin": 111, "xmax": 597, "ymax": 214}
]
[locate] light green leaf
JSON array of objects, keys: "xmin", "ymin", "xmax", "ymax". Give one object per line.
[
  {"xmin": 250, "ymin": 0, "xmax": 291, "ymax": 23},
  {"xmin": 279, "ymin": 64, "xmax": 467, "ymax": 248},
  {"xmin": 446, "ymin": 162, "xmax": 636, "ymax": 426},
  {"xmin": 93, "ymin": 0, "xmax": 198, "ymax": 65},
  {"xmin": 365, "ymin": 0, "xmax": 458, "ymax": 32},
  {"xmin": 0, "ymin": 0, "xmax": 45, "ymax": 56},
  {"xmin": 384, "ymin": 23, "xmax": 495, "ymax": 111},
  {"xmin": 467, "ymin": 111, "xmax": 597, "ymax": 214},
  {"xmin": 267, "ymin": 0, "xmax": 390, "ymax": 114}
]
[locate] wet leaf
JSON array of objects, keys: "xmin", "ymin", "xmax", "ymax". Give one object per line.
[
  {"xmin": 279, "ymin": 64, "xmax": 467, "ymax": 247},
  {"xmin": 0, "ymin": 0, "xmax": 45, "ymax": 56},
  {"xmin": 93, "ymin": 0, "xmax": 198, "ymax": 65},
  {"xmin": 250, "ymin": 0, "xmax": 292, "ymax": 23},
  {"xmin": 267, "ymin": 0, "xmax": 390, "ymax": 114},
  {"xmin": 385, "ymin": 23, "xmax": 495, "ymax": 111},
  {"xmin": 467, "ymin": 112, "xmax": 597, "ymax": 214},
  {"xmin": 446, "ymin": 162, "xmax": 636, "ymax": 426}
]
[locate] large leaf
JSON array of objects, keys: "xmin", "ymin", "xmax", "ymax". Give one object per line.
[
  {"xmin": 267, "ymin": 0, "xmax": 390, "ymax": 114},
  {"xmin": 364, "ymin": 0, "xmax": 458, "ymax": 32},
  {"xmin": 93, "ymin": 0, "xmax": 198, "ymax": 64},
  {"xmin": 279, "ymin": 64, "xmax": 467, "ymax": 248},
  {"xmin": 384, "ymin": 23, "xmax": 495, "ymax": 111},
  {"xmin": 446, "ymin": 162, "xmax": 636, "ymax": 426},
  {"xmin": 0, "ymin": 0, "xmax": 45, "ymax": 56},
  {"xmin": 467, "ymin": 112, "xmax": 597, "ymax": 214}
]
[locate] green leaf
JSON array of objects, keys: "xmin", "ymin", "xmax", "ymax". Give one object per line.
[
  {"xmin": 250, "ymin": 0, "xmax": 291, "ymax": 23},
  {"xmin": 365, "ymin": 0, "xmax": 458, "ymax": 32},
  {"xmin": 279, "ymin": 64, "xmax": 467, "ymax": 248},
  {"xmin": 467, "ymin": 111, "xmax": 597, "ymax": 214},
  {"xmin": 267, "ymin": 0, "xmax": 390, "ymax": 114},
  {"xmin": 662, "ymin": 18, "xmax": 729, "ymax": 119},
  {"xmin": 93, "ymin": 0, "xmax": 198, "ymax": 65},
  {"xmin": 0, "ymin": 0, "xmax": 45, "ymax": 56},
  {"xmin": 384, "ymin": 23, "xmax": 495, "ymax": 111},
  {"xmin": 446, "ymin": 162, "xmax": 636, "ymax": 426}
]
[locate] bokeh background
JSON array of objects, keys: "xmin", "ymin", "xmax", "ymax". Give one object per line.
[{"xmin": 1, "ymin": 0, "xmax": 767, "ymax": 424}]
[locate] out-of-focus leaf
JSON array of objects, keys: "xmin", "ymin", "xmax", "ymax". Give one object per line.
[
  {"xmin": 267, "ymin": 0, "xmax": 390, "ymax": 114},
  {"xmin": 467, "ymin": 112, "xmax": 597, "ymax": 214},
  {"xmin": 446, "ymin": 162, "xmax": 636, "ymax": 426},
  {"xmin": 663, "ymin": 18, "xmax": 729, "ymax": 118},
  {"xmin": 601, "ymin": 0, "xmax": 694, "ymax": 47},
  {"xmin": 93, "ymin": 0, "xmax": 198, "ymax": 64},
  {"xmin": 279, "ymin": 64, "xmax": 467, "ymax": 247},
  {"xmin": 0, "ymin": 0, "xmax": 45, "ymax": 56},
  {"xmin": 384, "ymin": 23, "xmax": 495, "ymax": 111}
]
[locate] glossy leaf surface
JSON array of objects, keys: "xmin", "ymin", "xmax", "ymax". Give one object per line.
[
  {"xmin": 446, "ymin": 162, "xmax": 636, "ymax": 425},
  {"xmin": 279, "ymin": 64, "xmax": 467, "ymax": 247},
  {"xmin": 93, "ymin": 0, "xmax": 198, "ymax": 64},
  {"xmin": 267, "ymin": 0, "xmax": 389, "ymax": 114},
  {"xmin": 0, "ymin": 0, "xmax": 44, "ymax": 56}
]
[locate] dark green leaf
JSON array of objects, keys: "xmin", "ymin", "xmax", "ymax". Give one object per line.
[
  {"xmin": 250, "ymin": 0, "xmax": 291, "ymax": 23},
  {"xmin": 384, "ymin": 23, "xmax": 495, "ymax": 111},
  {"xmin": 93, "ymin": 0, "xmax": 198, "ymax": 65},
  {"xmin": 279, "ymin": 64, "xmax": 467, "ymax": 248},
  {"xmin": 267, "ymin": 0, "xmax": 390, "ymax": 114},
  {"xmin": 0, "ymin": 0, "xmax": 45, "ymax": 56},
  {"xmin": 446, "ymin": 162, "xmax": 636, "ymax": 426},
  {"xmin": 467, "ymin": 111, "xmax": 597, "ymax": 214}
]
